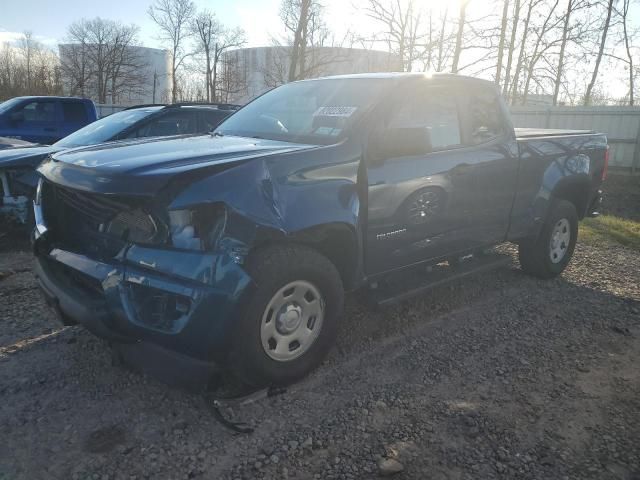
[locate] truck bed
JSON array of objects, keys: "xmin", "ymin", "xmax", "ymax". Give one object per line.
[{"xmin": 515, "ymin": 127, "xmax": 595, "ymax": 139}]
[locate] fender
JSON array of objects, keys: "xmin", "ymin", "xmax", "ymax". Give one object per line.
[
  {"xmin": 168, "ymin": 139, "xmax": 365, "ymax": 288},
  {"xmin": 507, "ymin": 133, "xmax": 606, "ymax": 241}
]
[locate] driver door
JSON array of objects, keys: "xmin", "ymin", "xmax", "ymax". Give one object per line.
[{"xmin": 365, "ymin": 83, "xmax": 477, "ymax": 275}]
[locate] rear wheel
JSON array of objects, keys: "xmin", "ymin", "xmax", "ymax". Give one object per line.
[
  {"xmin": 518, "ymin": 199, "xmax": 578, "ymax": 278},
  {"xmin": 231, "ymin": 245, "xmax": 344, "ymax": 387}
]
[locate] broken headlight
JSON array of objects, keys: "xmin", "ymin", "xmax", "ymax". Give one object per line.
[
  {"xmin": 168, "ymin": 205, "xmax": 226, "ymax": 251},
  {"xmin": 104, "ymin": 209, "xmax": 165, "ymax": 244}
]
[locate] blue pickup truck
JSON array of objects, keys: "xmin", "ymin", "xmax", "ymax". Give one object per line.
[
  {"xmin": 32, "ymin": 74, "xmax": 608, "ymax": 389},
  {"xmin": 0, "ymin": 96, "xmax": 97, "ymax": 144}
]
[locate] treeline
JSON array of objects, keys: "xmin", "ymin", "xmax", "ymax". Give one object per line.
[
  {"xmin": 1, "ymin": 0, "xmax": 638, "ymax": 106},
  {"xmin": 274, "ymin": 0, "xmax": 638, "ymax": 106},
  {"xmin": 358, "ymin": 0, "xmax": 637, "ymax": 106},
  {"xmin": 0, "ymin": 33, "xmax": 62, "ymax": 100}
]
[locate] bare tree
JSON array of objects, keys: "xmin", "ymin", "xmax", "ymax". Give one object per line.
[
  {"xmin": 0, "ymin": 34, "xmax": 61, "ymax": 100},
  {"xmin": 508, "ymin": 0, "xmax": 541, "ymax": 102},
  {"xmin": 495, "ymin": 0, "xmax": 510, "ymax": 84},
  {"xmin": 191, "ymin": 10, "xmax": 219, "ymax": 102},
  {"xmin": 520, "ymin": 0, "xmax": 561, "ymax": 105},
  {"xmin": 191, "ymin": 11, "xmax": 246, "ymax": 102},
  {"xmin": 148, "ymin": 0, "xmax": 196, "ymax": 103},
  {"xmin": 365, "ymin": 0, "xmax": 424, "ymax": 72},
  {"xmin": 501, "ymin": 0, "xmax": 521, "ymax": 95},
  {"xmin": 618, "ymin": 0, "xmax": 636, "ymax": 105},
  {"xmin": 280, "ymin": 0, "xmax": 329, "ymax": 81},
  {"xmin": 583, "ymin": 0, "xmax": 615, "ymax": 105},
  {"xmin": 552, "ymin": 0, "xmax": 575, "ymax": 105},
  {"xmin": 62, "ymin": 18, "xmax": 147, "ymax": 104},
  {"xmin": 451, "ymin": 0, "xmax": 469, "ymax": 73}
]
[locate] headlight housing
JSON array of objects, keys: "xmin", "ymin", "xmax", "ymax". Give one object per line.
[
  {"xmin": 105, "ymin": 209, "xmax": 165, "ymax": 244},
  {"xmin": 169, "ymin": 204, "xmax": 226, "ymax": 251}
]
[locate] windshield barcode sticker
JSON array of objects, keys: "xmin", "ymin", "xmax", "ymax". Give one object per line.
[{"xmin": 313, "ymin": 106, "xmax": 357, "ymax": 118}]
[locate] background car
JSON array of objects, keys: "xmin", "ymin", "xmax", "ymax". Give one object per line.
[
  {"xmin": 0, "ymin": 96, "xmax": 98, "ymax": 144},
  {"xmin": 0, "ymin": 136, "xmax": 37, "ymax": 150},
  {"xmin": 0, "ymin": 102, "xmax": 240, "ymax": 224}
]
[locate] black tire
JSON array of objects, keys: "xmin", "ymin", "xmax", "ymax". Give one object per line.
[
  {"xmin": 518, "ymin": 199, "xmax": 578, "ymax": 279},
  {"xmin": 231, "ymin": 244, "xmax": 344, "ymax": 387}
]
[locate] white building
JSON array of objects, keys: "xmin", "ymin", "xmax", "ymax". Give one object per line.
[
  {"xmin": 224, "ymin": 46, "xmax": 401, "ymax": 104},
  {"xmin": 58, "ymin": 44, "xmax": 171, "ymax": 106}
]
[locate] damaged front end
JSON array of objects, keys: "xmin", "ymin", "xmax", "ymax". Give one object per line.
[
  {"xmin": 32, "ymin": 178, "xmax": 253, "ymax": 389},
  {"xmin": 1, "ymin": 168, "xmax": 35, "ymax": 223}
]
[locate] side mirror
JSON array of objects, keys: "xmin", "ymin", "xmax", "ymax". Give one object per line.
[
  {"xmin": 378, "ymin": 127, "xmax": 433, "ymax": 159},
  {"xmin": 9, "ymin": 111, "xmax": 25, "ymax": 124}
]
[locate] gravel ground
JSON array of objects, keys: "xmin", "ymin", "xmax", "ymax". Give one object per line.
[{"xmin": 1, "ymin": 195, "xmax": 639, "ymax": 479}]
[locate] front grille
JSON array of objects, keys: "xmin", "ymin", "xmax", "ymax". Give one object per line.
[{"xmin": 41, "ymin": 181, "xmax": 154, "ymax": 259}]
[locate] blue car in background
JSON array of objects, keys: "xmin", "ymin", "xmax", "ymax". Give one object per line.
[
  {"xmin": 0, "ymin": 102, "xmax": 239, "ymax": 223},
  {"xmin": 0, "ymin": 96, "xmax": 98, "ymax": 144}
]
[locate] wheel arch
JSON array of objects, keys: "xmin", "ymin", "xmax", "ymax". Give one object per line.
[
  {"xmin": 549, "ymin": 174, "xmax": 591, "ymax": 220},
  {"xmin": 250, "ymin": 222, "xmax": 361, "ymax": 291}
]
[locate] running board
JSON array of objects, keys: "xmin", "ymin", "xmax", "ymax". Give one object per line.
[{"xmin": 367, "ymin": 252, "xmax": 512, "ymax": 308}]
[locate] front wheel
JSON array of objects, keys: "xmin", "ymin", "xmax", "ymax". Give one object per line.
[
  {"xmin": 231, "ymin": 245, "xmax": 344, "ymax": 387},
  {"xmin": 518, "ymin": 199, "xmax": 578, "ymax": 279}
]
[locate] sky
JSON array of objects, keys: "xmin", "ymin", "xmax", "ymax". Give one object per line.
[
  {"xmin": 0, "ymin": 0, "xmax": 365, "ymax": 48},
  {"xmin": 0, "ymin": 0, "xmax": 636, "ymax": 101}
]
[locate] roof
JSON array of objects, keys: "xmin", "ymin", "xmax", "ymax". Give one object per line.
[
  {"xmin": 9, "ymin": 95, "xmax": 93, "ymax": 102},
  {"xmin": 306, "ymin": 72, "xmax": 495, "ymax": 86},
  {"xmin": 124, "ymin": 102, "xmax": 240, "ymax": 112}
]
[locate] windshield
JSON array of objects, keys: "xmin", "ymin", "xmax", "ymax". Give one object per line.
[
  {"xmin": 215, "ymin": 78, "xmax": 389, "ymax": 144},
  {"xmin": 54, "ymin": 108, "xmax": 158, "ymax": 148},
  {"xmin": 0, "ymin": 98, "xmax": 23, "ymax": 114}
]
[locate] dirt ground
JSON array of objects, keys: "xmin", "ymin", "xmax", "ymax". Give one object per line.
[{"xmin": 0, "ymin": 176, "xmax": 639, "ymax": 480}]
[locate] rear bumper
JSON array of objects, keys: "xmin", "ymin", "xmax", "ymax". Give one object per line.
[
  {"xmin": 586, "ymin": 190, "xmax": 603, "ymax": 217},
  {"xmin": 33, "ymin": 232, "xmax": 253, "ymax": 389}
]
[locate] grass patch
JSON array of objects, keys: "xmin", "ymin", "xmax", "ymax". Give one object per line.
[{"xmin": 579, "ymin": 215, "xmax": 640, "ymax": 251}]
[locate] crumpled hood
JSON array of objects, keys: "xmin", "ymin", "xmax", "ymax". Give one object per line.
[
  {"xmin": 0, "ymin": 145, "xmax": 61, "ymax": 169},
  {"xmin": 38, "ymin": 134, "xmax": 314, "ymax": 195}
]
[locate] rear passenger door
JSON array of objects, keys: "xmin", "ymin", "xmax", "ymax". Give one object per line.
[{"xmin": 458, "ymin": 85, "xmax": 519, "ymax": 245}]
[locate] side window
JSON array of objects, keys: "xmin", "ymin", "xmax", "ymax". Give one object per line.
[
  {"xmin": 127, "ymin": 111, "xmax": 197, "ymax": 138},
  {"xmin": 202, "ymin": 110, "xmax": 230, "ymax": 131},
  {"xmin": 18, "ymin": 101, "xmax": 57, "ymax": 123},
  {"xmin": 388, "ymin": 89, "xmax": 461, "ymax": 150},
  {"xmin": 62, "ymin": 102, "xmax": 88, "ymax": 123},
  {"xmin": 466, "ymin": 89, "xmax": 505, "ymax": 144}
]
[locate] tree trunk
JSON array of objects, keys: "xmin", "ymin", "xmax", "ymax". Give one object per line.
[
  {"xmin": 288, "ymin": 0, "xmax": 310, "ymax": 82},
  {"xmin": 502, "ymin": 0, "xmax": 521, "ymax": 96},
  {"xmin": 495, "ymin": 0, "xmax": 510, "ymax": 85},
  {"xmin": 583, "ymin": 0, "xmax": 614, "ymax": 105},
  {"xmin": 552, "ymin": 0, "xmax": 572, "ymax": 106},
  {"xmin": 623, "ymin": 0, "xmax": 634, "ymax": 106},
  {"xmin": 205, "ymin": 52, "xmax": 211, "ymax": 102},
  {"xmin": 509, "ymin": 0, "xmax": 533, "ymax": 103},
  {"xmin": 437, "ymin": 7, "xmax": 448, "ymax": 71},
  {"xmin": 451, "ymin": 1, "xmax": 467, "ymax": 73}
]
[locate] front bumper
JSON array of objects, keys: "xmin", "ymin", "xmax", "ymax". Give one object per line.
[{"xmin": 33, "ymin": 227, "xmax": 253, "ymax": 390}]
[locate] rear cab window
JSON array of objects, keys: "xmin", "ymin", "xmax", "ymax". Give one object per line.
[
  {"xmin": 461, "ymin": 86, "xmax": 507, "ymax": 145},
  {"xmin": 62, "ymin": 102, "xmax": 88, "ymax": 123}
]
